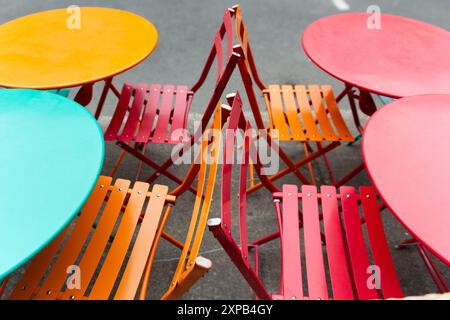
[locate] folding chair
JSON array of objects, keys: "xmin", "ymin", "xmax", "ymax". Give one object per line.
[
  {"xmin": 208, "ymin": 93, "xmax": 403, "ymax": 300},
  {"xmin": 103, "ymin": 9, "xmax": 239, "ymax": 191},
  {"xmin": 230, "ymin": 5, "xmax": 365, "ymax": 193},
  {"xmin": 5, "ymin": 106, "xmax": 225, "ymax": 300}
]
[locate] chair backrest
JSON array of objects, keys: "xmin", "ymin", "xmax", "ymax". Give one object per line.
[
  {"xmin": 190, "ymin": 9, "xmax": 242, "ymax": 132},
  {"xmin": 232, "ymin": 4, "xmax": 267, "ymax": 92},
  {"xmin": 162, "ymin": 105, "xmax": 224, "ymax": 297},
  {"xmin": 220, "ymin": 92, "xmax": 278, "ymax": 261}
]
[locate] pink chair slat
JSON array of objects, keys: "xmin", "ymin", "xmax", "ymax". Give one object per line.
[
  {"xmin": 214, "ymin": 33, "xmax": 223, "ymax": 84},
  {"xmin": 340, "ymin": 186, "xmax": 379, "ymax": 300},
  {"xmin": 320, "ymin": 186, "xmax": 354, "ymax": 300},
  {"xmin": 135, "ymin": 84, "xmax": 161, "ymax": 143},
  {"xmin": 152, "ymin": 85, "xmax": 175, "ymax": 144},
  {"xmin": 104, "ymin": 84, "xmax": 134, "ymax": 141},
  {"xmin": 301, "ymin": 185, "xmax": 328, "ymax": 300},
  {"xmin": 118, "ymin": 84, "xmax": 148, "ymax": 142},
  {"xmin": 359, "ymin": 186, "xmax": 403, "ymax": 299},
  {"xmin": 281, "ymin": 185, "xmax": 303, "ymax": 299},
  {"xmin": 224, "ymin": 10, "xmax": 233, "ymax": 59},
  {"xmin": 169, "ymin": 86, "xmax": 189, "ymax": 143}
]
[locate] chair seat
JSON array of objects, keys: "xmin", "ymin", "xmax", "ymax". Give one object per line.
[
  {"xmin": 263, "ymin": 84, "xmax": 354, "ymax": 142},
  {"xmin": 10, "ymin": 176, "xmax": 174, "ymax": 300},
  {"xmin": 105, "ymin": 83, "xmax": 194, "ymax": 144},
  {"xmin": 275, "ymin": 185, "xmax": 403, "ymax": 300}
]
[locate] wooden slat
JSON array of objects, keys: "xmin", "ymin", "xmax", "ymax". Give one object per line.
[
  {"xmin": 281, "ymin": 185, "xmax": 303, "ymax": 299},
  {"xmin": 360, "ymin": 186, "xmax": 403, "ymax": 299},
  {"xmin": 168, "ymin": 86, "xmax": 189, "ymax": 143},
  {"xmin": 294, "ymin": 85, "xmax": 321, "ymax": 141},
  {"xmin": 115, "ymin": 184, "xmax": 169, "ymax": 299},
  {"xmin": 10, "ymin": 226, "xmax": 69, "ymax": 300},
  {"xmin": 281, "ymin": 85, "xmax": 306, "ymax": 141},
  {"xmin": 88, "ymin": 181, "xmax": 150, "ymax": 299},
  {"xmin": 321, "ymin": 85, "xmax": 354, "ymax": 142},
  {"xmin": 152, "ymin": 85, "xmax": 174, "ymax": 143},
  {"xmin": 104, "ymin": 84, "xmax": 134, "ymax": 141},
  {"xmin": 302, "ymin": 185, "xmax": 328, "ymax": 299},
  {"xmin": 340, "ymin": 186, "xmax": 378, "ymax": 300},
  {"xmin": 135, "ymin": 84, "xmax": 161, "ymax": 143},
  {"xmin": 308, "ymin": 85, "xmax": 338, "ymax": 141},
  {"xmin": 34, "ymin": 177, "xmax": 112, "ymax": 300},
  {"xmin": 320, "ymin": 185, "xmax": 354, "ymax": 300},
  {"xmin": 118, "ymin": 84, "xmax": 147, "ymax": 142},
  {"xmin": 268, "ymin": 85, "xmax": 290, "ymax": 140},
  {"xmin": 60, "ymin": 179, "xmax": 131, "ymax": 300}
]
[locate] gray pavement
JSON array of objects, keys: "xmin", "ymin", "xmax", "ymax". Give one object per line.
[{"xmin": 2, "ymin": 0, "xmax": 450, "ymax": 299}]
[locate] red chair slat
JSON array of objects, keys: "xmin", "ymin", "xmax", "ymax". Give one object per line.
[
  {"xmin": 224, "ymin": 10, "xmax": 233, "ymax": 59},
  {"xmin": 118, "ymin": 84, "xmax": 148, "ymax": 142},
  {"xmin": 152, "ymin": 85, "xmax": 175, "ymax": 143},
  {"xmin": 214, "ymin": 33, "xmax": 223, "ymax": 84},
  {"xmin": 340, "ymin": 186, "xmax": 379, "ymax": 299},
  {"xmin": 169, "ymin": 86, "xmax": 189, "ymax": 143},
  {"xmin": 281, "ymin": 185, "xmax": 303, "ymax": 299},
  {"xmin": 359, "ymin": 186, "xmax": 403, "ymax": 299},
  {"xmin": 135, "ymin": 84, "xmax": 161, "ymax": 143},
  {"xmin": 320, "ymin": 186, "xmax": 354, "ymax": 299},
  {"xmin": 104, "ymin": 84, "xmax": 134, "ymax": 141},
  {"xmin": 301, "ymin": 185, "xmax": 328, "ymax": 299}
]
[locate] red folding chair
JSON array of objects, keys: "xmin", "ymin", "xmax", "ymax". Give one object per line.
[
  {"xmin": 208, "ymin": 93, "xmax": 403, "ymax": 300},
  {"xmin": 229, "ymin": 5, "xmax": 365, "ymax": 194},
  {"xmin": 103, "ymin": 9, "xmax": 240, "ymax": 192}
]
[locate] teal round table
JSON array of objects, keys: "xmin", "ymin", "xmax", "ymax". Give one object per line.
[{"xmin": 0, "ymin": 89, "xmax": 104, "ymax": 280}]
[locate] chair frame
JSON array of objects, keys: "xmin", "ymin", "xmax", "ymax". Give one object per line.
[{"xmin": 230, "ymin": 4, "xmax": 365, "ymax": 193}]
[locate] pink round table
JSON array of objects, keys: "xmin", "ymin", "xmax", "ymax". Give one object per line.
[
  {"xmin": 302, "ymin": 13, "xmax": 450, "ymax": 98},
  {"xmin": 362, "ymin": 95, "xmax": 450, "ymax": 266}
]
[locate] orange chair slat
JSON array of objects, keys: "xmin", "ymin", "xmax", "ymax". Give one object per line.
[
  {"xmin": 281, "ymin": 85, "xmax": 306, "ymax": 141},
  {"xmin": 268, "ymin": 84, "xmax": 290, "ymax": 140},
  {"xmin": 321, "ymin": 85, "xmax": 354, "ymax": 142},
  {"xmin": 34, "ymin": 176, "xmax": 112, "ymax": 300},
  {"xmin": 294, "ymin": 85, "xmax": 321, "ymax": 141},
  {"xmin": 115, "ymin": 184, "xmax": 168, "ymax": 299},
  {"xmin": 340, "ymin": 186, "xmax": 379, "ymax": 299},
  {"xmin": 281, "ymin": 185, "xmax": 304, "ymax": 299},
  {"xmin": 88, "ymin": 181, "xmax": 150, "ymax": 299},
  {"xmin": 320, "ymin": 186, "xmax": 354, "ymax": 300},
  {"xmin": 301, "ymin": 185, "xmax": 328, "ymax": 299},
  {"xmin": 360, "ymin": 187, "xmax": 403, "ymax": 299},
  {"xmin": 119, "ymin": 84, "xmax": 148, "ymax": 142},
  {"xmin": 308, "ymin": 85, "xmax": 339, "ymax": 141},
  {"xmin": 9, "ymin": 226, "xmax": 69, "ymax": 300},
  {"xmin": 60, "ymin": 179, "xmax": 131, "ymax": 300}
]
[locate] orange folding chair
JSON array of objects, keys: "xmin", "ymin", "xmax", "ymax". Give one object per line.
[
  {"xmin": 230, "ymin": 5, "xmax": 365, "ymax": 194},
  {"xmin": 5, "ymin": 106, "xmax": 226, "ymax": 300},
  {"xmin": 104, "ymin": 9, "xmax": 240, "ymax": 192},
  {"xmin": 208, "ymin": 94, "xmax": 403, "ymax": 300}
]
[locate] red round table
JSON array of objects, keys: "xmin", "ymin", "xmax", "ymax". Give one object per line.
[
  {"xmin": 302, "ymin": 13, "xmax": 450, "ymax": 98},
  {"xmin": 362, "ymin": 95, "xmax": 450, "ymax": 267}
]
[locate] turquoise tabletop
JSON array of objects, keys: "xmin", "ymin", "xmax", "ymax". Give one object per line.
[{"xmin": 0, "ymin": 89, "xmax": 104, "ymax": 280}]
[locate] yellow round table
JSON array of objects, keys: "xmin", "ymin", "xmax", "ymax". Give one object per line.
[{"xmin": 0, "ymin": 7, "xmax": 158, "ymax": 117}]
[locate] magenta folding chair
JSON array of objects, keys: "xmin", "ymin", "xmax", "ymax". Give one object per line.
[
  {"xmin": 208, "ymin": 93, "xmax": 404, "ymax": 300},
  {"xmin": 104, "ymin": 9, "xmax": 239, "ymax": 191}
]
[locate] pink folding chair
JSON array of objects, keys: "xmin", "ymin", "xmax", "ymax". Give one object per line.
[
  {"xmin": 208, "ymin": 93, "xmax": 403, "ymax": 300},
  {"xmin": 104, "ymin": 9, "xmax": 239, "ymax": 191}
]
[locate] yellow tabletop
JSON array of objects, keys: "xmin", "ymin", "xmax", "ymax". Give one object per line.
[{"xmin": 0, "ymin": 7, "xmax": 158, "ymax": 89}]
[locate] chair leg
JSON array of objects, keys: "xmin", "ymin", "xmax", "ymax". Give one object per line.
[
  {"xmin": 316, "ymin": 141, "xmax": 336, "ymax": 185},
  {"xmin": 303, "ymin": 142, "xmax": 317, "ymax": 185},
  {"xmin": 0, "ymin": 276, "xmax": 9, "ymax": 298},
  {"xmin": 161, "ymin": 257, "xmax": 212, "ymax": 300},
  {"xmin": 416, "ymin": 245, "xmax": 449, "ymax": 293},
  {"xmin": 94, "ymin": 77, "xmax": 114, "ymax": 119},
  {"xmin": 208, "ymin": 218, "xmax": 271, "ymax": 299}
]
